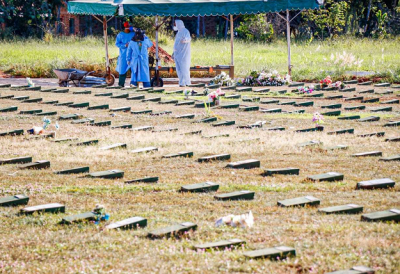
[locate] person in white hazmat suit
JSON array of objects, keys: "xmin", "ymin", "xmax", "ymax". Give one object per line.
[{"xmin": 172, "ymin": 20, "xmax": 191, "ymax": 87}]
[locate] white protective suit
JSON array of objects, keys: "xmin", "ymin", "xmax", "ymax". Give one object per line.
[{"xmin": 173, "ymin": 20, "xmax": 191, "ymax": 86}]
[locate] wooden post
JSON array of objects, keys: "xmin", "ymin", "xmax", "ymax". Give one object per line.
[
  {"xmin": 286, "ymin": 10, "xmax": 292, "ymax": 76},
  {"xmin": 103, "ymin": 16, "xmax": 110, "ymax": 74},
  {"xmin": 155, "ymin": 15, "xmax": 160, "ymax": 85},
  {"xmin": 230, "ymin": 14, "xmax": 234, "ymax": 78}
]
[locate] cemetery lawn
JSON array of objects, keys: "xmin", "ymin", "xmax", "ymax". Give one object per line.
[
  {"xmin": 1, "ymin": 36, "xmax": 400, "ymax": 82},
  {"xmin": 0, "ymin": 84, "xmax": 399, "ymax": 273}
]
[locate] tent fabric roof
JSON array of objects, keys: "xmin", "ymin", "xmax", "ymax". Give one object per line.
[{"xmin": 68, "ymin": 0, "xmax": 320, "ymax": 16}]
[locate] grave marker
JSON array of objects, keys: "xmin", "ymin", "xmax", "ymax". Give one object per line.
[
  {"xmin": 131, "ymin": 110, "xmax": 152, "ymax": 115},
  {"xmin": 184, "ymin": 130, "xmax": 202, "ymax": 135},
  {"xmin": 110, "ymin": 93, "xmax": 129, "ymax": 99},
  {"xmin": 239, "ymin": 106, "xmax": 259, "ymax": 112},
  {"xmin": 243, "ymin": 246, "xmax": 296, "ymax": 260},
  {"xmin": 278, "ymin": 101, "xmax": 296, "ymax": 105},
  {"xmin": 99, "ymin": 143, "xmax": 127, "ymax": 150},
  {"xmin": 322, "ymin": 111, "xmax": 341, "ymax": 116},
  {"xmin": 359, "ymin": 89, "xmax": 374, "ymax": 94},
  {"xmin": 344, "ymin": 80, "xmax": 358, "ymax": 84},
  {"xmin": 357, "ymin": 116, "xmax": 380, "ymax": 122},
  {"xmin": 95, "ymin": 92, "xmax": 113, "ymax": 97},
  {"xmin": 175, "ymin": 101, "xmax": 195, "ymax": 106},
  {"xmin": 326, "ymin": 95, "xmax": 343, "ymax": 100},
  {"xmin": 188, "ymin": 83, "xmax": 205, "ymax": 87},
  {"xmin": 148, "ymin": 222, "xmax": 197, "ymax": 238},
  {"xmin": 344, "ymin": 97, "xmax": 364, "ymax": 102},
  {"xmin": 325, "ymin": 145, "xmax": 349, "ymax": 151},
  {"xmin": 294, "ymin": 101, "xmax": 314, "ymax": 107},
  {"xmin": 73, "ymin": 90, "xmax": 91, "ymax": 95},
  {"xmin": 130, "ymin": 147, "xmax": 158, "ymax": 154},
  {"xmin": 307, "ymin": 172, "xmax": 344, "ymax": 182},
  {"xmin": 338, "ymin": 115, "xmax": 360, "ymax": 120},
  {"xmin": 40, "ymin": 88, "xmax": 57, "ymax": 92},
  {"xmin": 106, "ymin": 217, "xmax": 147, "ymax": 230},
  {"xmin": 196, "ymin": 117, "xmax": 217, "ymax": 123},
  {"xmin": 152, "ymin": 128, "xmax": 178, "ymax": 133},
  {"xmin": 19, "ymin": 109, "xmax": 42, "ymax": 115},
  {"xmin": 384, "ymin": 121, "xmax": 400, "ymax": 127},
  {"xmin": 385, "ymin": 137, "xmax": 400, "ymax": 142},
  {"xmin": 0, "ymin": 95, "xmax": 15, "ymax": 99},
  {"xmin": 12, "ymin": 96, "xmax": 29, "ymax": 101},
  {"xmin": 150, "ymin": 111, "xmax": 172, "ymax": 116},
  {"xmin": 0, "ymin": 194, "xmax": 29, "ymax": 207},
  {"xmin": 69, "ymin": 102, "xmax": 89, "ymax": 108},
  {"xmin": 375, "ymin": 82, "xmax": 390, "ymax": 87},
  {"xmin": 262, "ymin": 168, "xmax": 299, "ymax": 176},
  {"xmin": 0, "ymin": 156, "xmax": 32, "ymax": 165},
  {"xmin": 159, "ymin": 100, "xmax": 179, "ymax": 105},
  {"xmin": 71, "ymin": 118, "xmax": 94, "ymax": 124},
  {"xmin": 356, "ymin": 178, "xmax": 395, "ymax": 189},
  {"xmin": 214, "ymin": 190, "xmax": 255, "ymax": 201},
  {"xmin": 41, "ymin": 100, "xmax": 58, "ymax": 104},
  {"xmin": 87, "ymin": 104, "xmax": 109, "ymax": 110},
  {"xmin": 260, "ymin": 99, "xmax": 279, "ymax": 104},
  {"xmin": 0, "ymin": 84, "xmax": 11, "ymax": 88},
  {"xmin": 194, "ymin": 101, "xmax": 215, "ymax": 108},
  {"xmin": 0, "ymin": 106, "xmax": 18, "ymax": 112},
  {"xmin": 361, "ymin": 209, "xmax": 400, "ymax": 222},
  {"xmin": 55, "ymin": 102, "xmax": 74, "ymax": 106},
  {"xmin": 72, "ymin": 139, "xmax": 98, "ymax": 146},
  {"xmin": 261, "ymin": 108, "xmax": 282, "ymax": 113},
  {"xmin": 110, "ymin": 106, "xmax": 131, "ymax": 112},
  {"xmin": 212, "ymin": 120, "xmax": 235, "ymax": 127},
  {"xmin": 92, "ymin": 121, "xmax": 111, "ymax": 127},
  {"xmin": 278, "ymin": 196, "xmax": 320, "ymax": 207},
  {"xmin": 180, "ymin": 182, "xmax": 219, "ymax": 193},
  {"xmin": 202, "ymin": 134, "xmax": 230, "ymax": 139},
  {"xmin": 194, "ymin": 239, "xmax": 245, "ymax": 250},
  {"xmin": 198, "ymin": 154, "xmax": 231, "ymax": 162},
  {"xmin": 225, "ymin": 94, "xmax": 241, "ymax": 99},
  {"xmin": 361, "ymin": 98, "xmax": 379, "ymax": 103},
  {"xmin": 162, "ymin": 151, "xmax": 193, "ymax": 158},
  {"xmin": 358, "ymin": 81, "xmax": 372, "ymax": 85},
  {"xmin": 254, "ymin": 87, "xmax": 270, "ymax": 92},
  {"xmin": 236, "ymin": 87, "xmax": 252, "ymax": 92},
  {"xmin": 340, "ymin": 87, "xmax": 356, "ymax": 92},
  {"xmin": 54, "ymin": 166, "xmax": 90, "ymax": 174},
  {"xmin": 19, "ymin": 160, "xmax": 50, "ymax": 170},
  {"xmin": 131, "ymin": 126, "xmax": 154, "ymax": 131},
  {"xmin": 321, "ymin": 104, "xmax": 342, "ymax": 109},
  {"xmin": 319, "ymin": 204, "xmax": 363, "ymax": 214},
  {"xmin": 87, "ymin": 169, "xmax": 124, "ymax": 179},
  {"xmin": 371, "ymin": 106, "xmax": 392, "ymax": 112},
  {"xmin": 219, "ymin": 104, "xmax": 240, "ymax": 109},
  {"xmin": 327, "ymin": 128, "xmax": 354, "ymax": 135},
  {"xmin": 326, "ymin": 266, "xmax": 375, "ymax": 274},
  {"xmin": 381, "ymin": 99, "xmax": 399, "ymax": 104},
  {"xmin": 242, "ymin": 97, "xmax": 260, "ymax": 102},
  {"xmin": 267, "ymin": 127, "xmax": 285, "ymax": 131},
  {"xmin": 61, "ymin": 212, "xmax": 96, "ymax": 224},
  {"xmin": 21, "ymin": 203, "xmax": 65, "ymax": 214},
  {"xmin": 59, "ymin": 114, "xmax": 82, "ymax": 120},
  {"xmin": 351, "ymin": 151, "xmax": 382, "ymax": 157},
  {"xmin": 127, "ymin": 95, "xmax": 145, "ymax": 100},
  {"xmin": 379, "ymin": 154, "xmax": 400, "ymax": 161},
  {"xmin": 142, "ymin": 97, "xmax": 161, "ymax": 102},
  {"xmin": 226, "ymin": 159, "xmax": 260, "ymax": 169},
  {"xmin": 53, "ymin": 89, "xmax": 69, "ymax": 93},
  {"xmin": 53, "ymin": 138, "xmax": 78, "ymax": 143},
  {"xmin": 125, "ymin": 177, "xmax": 159, "ymax": 183},
  {"xmin": 22, "ymin": 98, "xmax": 42, "ymax": 103},
  {"xmin": 111, "ymin": 124, "xmax": 132, "ymax": 129},
  {"xmin": 357, "ymin": 132, "xmax": 385, "ymax": 137},
  {"xmin": 295, "ymin": 127, "xmax": 324, "ymax": 133},
  {"xmin": 149, "ymin": 88, "xmax": 165, "ymax": 93},
  {"xmin": 296, "ymin": 140, "xmax": 322, "ymax": 147}
]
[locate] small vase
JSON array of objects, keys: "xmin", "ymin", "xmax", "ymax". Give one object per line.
[{"xmin": 214, "ymin": 99, "xmax": 220, "ymax": 106}]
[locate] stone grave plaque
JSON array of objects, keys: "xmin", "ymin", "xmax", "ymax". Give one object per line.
[
  {"xmin": 125, "ymin": 177, "xmax": 159, "ymax": 184},
  {"xmin": 307, "ymin": 172, "xmax": 344, "ymax": 182},
  {"xmin": 59, "ymin": 114, "xmax": 81, "ymax": 120},
  {"xmin": 261, "ymin": 99, "xmax": 279, "ymax": 104},
  {"xmin": 131, "ymin": 126, "xmax": 154, "ymax": 131},
  {"xmin": 238, "ymin": 122, "xmax": 263, "ymax": 129},
  {"xmin": 379, "ymin": 154, "xmax": 400, "ymax": 161},
  {"xmin": 359, "ymin": 89, "xmax": 374, "ymax": 94},
  {"xmin": 375, "ymin": 83, "xmax": 390, "ymax": 87},
  {"xmin": 175, "ymin": 114, "xmax": 195, "ymax": 119},
  {"xmin": 327, "ymin": 128, "xmax": 354, "ymax": 135},
  {"xmin": 322, "ymin": 111, "xmax": 341, "ymax": 116},
  {"xmin": 53, "ymin": 89, "xmax": 69, "ymax": 93},
  {"xmin": 0, "ymin": 84, "xmax": 11, "ymax": 88},
  {"xmin": 289, "ymin": 82, "xmax": 304, "ymax": 87},
  {"xmin": 278, "ymin": 196, "xmax": 320, "ymax": 207},
  {"xmin": 344, "ymin": 80, "xmax": 358, "ymax": 84},
  {"xmin": 236, "ymin": 87, "xmax": 252, "ymax": 92},
  {"xmin": 296, "ymin": 140, "xmax": 322, "ymax": 147},
  {"xmin": 111, "ymin": 124, "xmax": 132, "ymax": 129},
  {"xmin": 20, "ymin": 109, "xmax": 42, "ymax": 115},
  {"xmin": 92, "ymin": 121, "xmax": 111, "ymax": 127},
  {"xmin": 344, "ymin": 106, "xmax": 366, "ymax": 111},
  {"xmin": 212, "ymin": 120, "xmax": 235, "ymax": 127},
  {"xmin": 69, "ymin": 102, "xmax": 89, "ymax": 108},
  {"xmin": 287, "ymin": 110, "xmax": 306, "ymax": 114},
  {"xmin": 53, "ymin": 138, "xmax": 78, "ymax": 143},
  {"xmin": 0, "ymin": 156, "xmax": 32, "ymax": 165},
  {"xmin": 180, "ymin": 182, "xmax": 219, "ymax": 193},
  {"xmin": 325, "ymin": 145, "xmax": 349, "ymax": 151},
  {"xmin": 381, "ymin": 99, "xmax": 399, "ymax": 105},
  {"xmin": 152, "ymin": 128, "xmax": 178, "ymax": 133},
  {"xmin": 357, "ymin": 132, "xmax": 385, "ymax": 137},
  {"xmin": 121, "ymin": 86, "xmax": 137, "ymax": 90},
  {"xmin": 383, "ymin": 121, "xmax": 400, "ymax": 127},
  {"xmin": 19, "ymin": 160, "xmax": 50, "ymax": 170},
  {"xmin": 61, "ymin": 212, "xmax": 96, "ymax": 224},
  {"xmin": 385, "ymin": 137, "xmax": 400, "ymax": 142},
  {"xmin": 149, "ymin": 88, "xmax": 165, "ymax": 93},
  {"xmin": 0, "ymin": 95, "xmax": 15, "ymax": 99},
  {"xmin": 371, "ymin": 106, "xmax": 392, "ymax": 112},
  {"xmin": 202, "ymin": 134, "xmax": 230, "ymax": 139},
  {"xmin": 326, "ymin": 265, "xmax": 375, "ymax": 274},
  {"xmin": 357, "ymin": 116, "xmax": 380, "ymax": 122},
  {"xmin": 340, "ymin": 87, "xmax": 356, "ymax": 92},
  {"xmin": 40, "ymin": 88, "xmax": 57, "ymax": 92},
  {"xmin": 148, "ymin": 222, "xmax": 197, "ymax": 238},
  {"xmin": 188, "ymin": 83, "xmax": 205, "ymax": 87},
  {"xmin": 267, "ymin": 127, "xmax": 285, "ymax": 131},
  {"xmin": 344, "ymin": 97, "xmax": 364, "ymax": 102},
  {"xmin": 295, "ymin": 127, "xmax": 324, "ymax": 133},
  {"xmin": 73, "ymin": 90, "xmax": 91, "ymax": 95},
  {"xmin": 323, "ymin": 86, "xmax": 337, "ymax": 91},
  {"xmin": 159, "ymin": 100, "xmax": 179, "ymax": 105},
  {"xmin": 72, "ymin": 139, "xmax": 98, "ymax": 146},
  {"xmin": 356, "ymin": 178, "xmax": 395, "ymax": 189},
  {"xmin": 150, "ymin": 111, "xmax": 172, "ymax": 116},
  {"xmin": 306, "ymin": 93, "xmax": 324, "ymax": 98},
  {"xmin": 278, "ymin": 101, "xmax": 296, "ymax": 105},
  {"xmin": 41, "ymin": 100, "xmax": 58, "ymax": 104},
  {"xmin": 110, "ymin": 106, "xmax": 131, "ymax": 112},
  {"xmin": 0, "ymin": 129, "xmax": 24, "ymax": 137},
  {"xmin": 22, "ymin": 98, "xmax": 42, "ymax": 103},
  {"xmin": 127, "ymin": 95, "xmax": 145, "ymax": 100},
  {"xmin": 162, "ymin": 151, "xmax": 193, "ymax": 158},
  {"xmin": 215, "ymin": 190, "xmax": 255, "ymax": 201},
  {"xmin": 196, "ymin": 117, "xmax": 217, "ymax": 123},
  {"xmin": 92, "ymin": 84, "xmax": 107, "ymax": 88},
  {"xmin": 99, "ymin": 143, "xmax": 127, "ymax": 150},
  {"xmin": 12, "ymin": 96, "xmax": 29, "ymax": 101},
  {"xmin": 326, "ymin": 95, "xmax": 343, "ymax": 100},
  {"xmin": 175, "ymin": 101, "xmax": 195, "ymax": 106},
  {"xmin": 226, "ymin": 159, "xmax": 260, "ymax": 169},
  {"xmin": 338, "ymin": 115, "xmax": 360, "ymax": 120},
  {"xmin": 225, "ymin": 94, "xmax": 241, "ymax": 99},
  {"xmin": 21, "ymin": 203, "xmax": 65, "ymax": 214},
  {"xmin": 221, "ymin": 86, "xmax": 236, "ymax": 90},
  {"xmin": 24, "ymin": 86, "xmax": 41, "ymax": 90},
  {"xmin": 142, "ymin": 97, "xmax": 161, "ymax": 102},
  {"xmin": 277, "ymin": 89, "xmax": 287, "ymax": 94},
  {"xmin": 110, "ymin": 93, "xmax": 129, "ymax": 99},
  {"xmin": 294, "ymin": 101, "xmax": 313, "ymax": 107},
  {"xmin": 254, "ymin": 87, "xmax": 270, "ymax": 92},
  {"xmin": 361, "ymin": 208, "xmax": 400, "ymax": 222},
  {"xmin": 71, "ymin": 118, "xmax": 94, "ymax": 124},
  {"xmin": 166, "ymin": 90, "xmax": 183, "ymax": 94},
  {"xmin": 263, "ymin": 168, "xmax": 299, "ymax": 176},
  {"xmin": 104, "ymin": 86, "xmax": 120, "ymax": 90},
  {"xmin": 0, "ymin": 106, "xmax": 18, "ymax": 112},
  {"xmin": 195, "ymin": 101, "xmax": 215, "ymax": 108},
  {"xmin": 54, "ymin": 166, "xmax": 90, "ymax": 174},
  {"xmin": 0, "ymin": 194, "xmax": 29, "ymax": 207},
  {"xmin": 87, "ymin": 169, "xmax": 124, "ymax": 179},
  {"xmin": 10, "ymin": 85, "xmax": 29, "ymax": 89},
  {"xmin": 95, "ymin": 92, "xmax": 113, "ymax": 97},
  {"xmin": 55, "ymin": 102, "xmax": 74, "ymax": 106},
  {"xmin": 351, "ymin": 151, "xmax": 382, "ymax": 157},
  {"xmin": 239, "ymin": 106, "xmax": 259, "ymax": 112},
  {"xmin": 242, "ymin": 97, "xmax": 260, "ymax": 102},
  {"xmin": 322, "ymin": 104, "xmax": 342, "ymax": 109},
  {"xmin": 184, "ymin": 130, "xmax": 202, "ymax": 135},
  {"xmin": 362, "ymin": 98, "xmax": 379, "ymax": 103},
  {"xmin": 131, "ymin": 110, "xmax": 152, "ymax": 115},
  {"xmin": 198, "ymin": 154, "xmax": 231, "ymax": 162},
  {"xmin": 319, "ymin": 204, "xmax": 363, "ymax": 214},
  {"xmin": 243, "ymin": 246, "xmax": 296, "ymax": 260},
  {"xmin": 358, "ymin": 81, "xmax": 372, "ymax": 86},
  {"xmin": 88, "ymin": 104, "xmax": 109, "ymax": 110},
  {"xmin": 194, "ymin": 239, "xmax": 245, "ymax": 250},
  {"xmin": 131, "ymin": 147, "xmax": 158, "ymax": 154},
  {"xmin": 106, "ymin": 217, "xmax": 147, "ymax": 230},
  {"xmin": 261, "ymin": 108, "xmax": 282, "ymax": 113}
]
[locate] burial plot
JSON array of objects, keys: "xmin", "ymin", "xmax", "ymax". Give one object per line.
[
  {"xmin": 362, "ymin": 98, "xmax": 379, "ymax": 103},
  {"xmin": 289, "ymin": 82, "xmax": 304, "ymax": 87},
  {"xmin": 106, "ymin": 217, "xmax": 147, "ymax": 230},
  {"xmin": 100, "ymin": 143, "xmax": 127, "ymax": 150},
  {"xmin": 166, "ymin": 90, "xmax": 183, "ymax": 94},
  {"xmin": 150, "ymin": 111, "xmax": 172, "ymax": 116},
  {"xmin": 22, "ymin": 98, "xmax": 42, "ymax": 103},
  {"xmin": 221, "ymin": 86, "xmax": 236, "ymax": 90},
  {"xmin": 19, "ymin": 160, "xmax": 50, "ymax": 170},
  {"xmin": 358, "ymin": 81, "xmax": 372, "ymax": 85},
  {"xmin": 162, "ymin": 151, "xmax": 193, "ymax": 158},
  {"xmin": 202, "ymin": 134, "xmax": 230, "ymax": 139},
  {"xmin": 0, "ymin": 106, "xmax": 18, "ymax": 112},
  {"xmin": 61, "ymin": 212, "xmax": 96, "ymax": 224},
  {"xmin": 306, "ymin": 93, "xmax": 324, "ymax": 97},
  {"xmin": 111, "ymin": 124, "xmax": 132, "ymax": 129},
  {"xmin": 0, "ymin": 95, "xmax": 15, "ymax": 99},
  {"xmin": 195, "ymin": 101, "xmax": 215, "ymax": 108},
  {"xmin": 294, "ymin": 101, "xmax": 313, "ymax": 107},
  {"xmin": 322, "ymin": 111, "xmax": 341, "ymax": 116},
  {"xmin": 375, "ymin": 83, "xmax": 391, "ymax": 87},
  {"xmin": 267, "ymin": 127, "xmax": 285, "ymax": 131},
  {"xmin": 40, "ymin": 88, "xmax": 57, "ymax": 92},
  {"xmin": 326, "ymin": 266, "xmax": 375, "ymax": 274},
  {"xmin": 214, "ymin": 190, "xmax": 255, "ymax": 201},
  {"xmin": 130, "ymin": 147, "xmax": 158, "ymax": 154},
  {"xmin": 254, "ymin": 87, "xmax": 270, "ymax": 92},
  {"xmin": 295, "ymin": 127, "xmax": 324, "ymax": 133},
  {"xmin": 307, "ymin": 172, "xmax": 344, "ymax": 182},
  {"xmin": 69, "ymin": 102, "xmax": 89, "ymax": 108},
  {"xmin": 175, "ymin": 114, "xmax": 195, "ymax": 119},
  {"xmin": 159, "ymin": 100, "xmax": 179, "ymax": 105},
  {"xmin": 12, "ymin": 96, "xmax": 29, "ymax": 101},
  {"xmin": 194, "ymin": 239, "xmax": 245, "ymax": 250},
  {"xmin": 110, "ymin": 93, "xmax": 129, "ymax": 99},
  {"xmin": 243, "ymin": 246, "xmax": 296, "ymax": 260},
  {"xmin": 152, "ymin": 128, "xmax": 178, "ymax": 133},
  {"xmin": 59, "ymin": 114, "xmax": 82, "ymax": 120},
  {"xmin": 188, "ymin": 83, "xmax": 205, "ymax": 87},
  {"xmin": 359, "ymin": 89, "xmax": 374, "ymax": 94},
  {"xmin": 361, "ymin": 209, "xmax": 400, "ymax": 222},
  {"xmin": 327, "ymin": 128, "xmax": 354, "ymax": 135},
  {"xmin": 356, "ymin": 178, "xmax": 395, "ymax": 189},
  {"xmin": 225, "ymin": 94, "xmax": 241, "ymax": 99},
  {"xmin": 106, "ymin": 86, "xmax": 122, "ymax": 90},
  {"xmin": 357, "ymin": 132, "xmax": 385, "ymax": 137},
  {"xmin": 260, "ymin": 99, "xmax": 279, "ymax": 104},
  {"xmin": 344, "ymin": 97, "xmax": 364, "ymax": 102},
  {"xmin": 242, "ymin": 97, "xmax": 260, "ymax": 102},
  {"xmin": 127, "ymin": 95, "xmax": 145, "ymax": 100},
  {"xmin": 376, "ymin": 90, "xmax": 393, "ymax": 94},
  {"xmin": 142, "ymin": 97, "xmax": 161, "ymax": 102},
  {"xmin": 184, "ymin": 130, "xmax": 202, "ymax": 135},
  {"xmin": 262, "ymin": 168, "xmax": 299, "ymax": 176},
  {"xmin": 296, "ymin": 140, "xmax": 322, "ymax": 147},
  {"xmin": 72, "ymin": 140, "xmax": 98, "ymax": 146},
  {"xmin": 175, "ymin": 101, "xmax": 195, "ymax": 106},
  {"xmin": 278, "ymin": 101, "xmax": 296, "ymax": 105},
  {"xmin": 55, "ymin": 102, "xmax": 74, "ymax": 106},
  {"xmin": 149, "ymin": 88, "xmax": 165, "ymax": 93},
  {"xmin": 278, "ymin": 196, "xmax": 320, "ymax": 207},
  {"xmin": 261, "ymin": 108, "xmax": 282, "ymax": 113},
  {"xmin": 196, "ymin": 117, "xmax": 217, "ymax": 123},
  {"xmin": 340, "ymin": 87, "xmax": 356, "ymax": 92},
  {"xmin": 319, "ymin": 204, "xmax": 363, "ymax": 214},
  {"xmin": 357, "ymin": 116, "xmax": 380, "ymax": 122},
  {"xmin": 110, "ymin": 106, "xmax": 131, "ymax": 112},
  {"xmin": 53, "ymin": 138, "xmax": 78, "ymax": 143},
  {"xmin": 338, "ymin": 115, "xmax": 360, "ymax": 120},
  {"xmin": 125, "ymin": 177, "xmax": 159, "ymax": 184},
  {"xmin": 226, "ymin": 159, "xmax": 260, "ymax": 169},
  {"xmin": 236, "ymin": 87, "xmax": 252, "ymax": 92},
  {"xmin": 0, "ymin": 84, "xmax": 11, "ymax": 88},
  {"xmin": 286, "ymin": 109, "xmax": 306, "ymax": 114},
  {"xmin": 53, "ymin": 89, "xmax": 69, "ymax": 93},
  {"xmin": 20, "ymin": 109, "xmax": 42, "ymax": 115},
  {"xmin": 92, "ymin": 121, "xmax": 111, "ymax": 127},
  {"xmin": 380, "ymin": 154, "xmax": 400, "ymax": 161},
  {"xmin": 370, "ymin": 106, "xmax": 392, "ymax": 112},
  {"xmin": 351, "ymin": 151, "xmax": 382, "ymax": 157},
  {"xmin": 239, "ymin": 106, "xmax": 259, "ymax": 112},
  {"xmin": 180, "ymin": 182, "xmax": 219, "ymax": 193},
  {"xmin": 41, "ymin": 100, "xmax": 58, "ymax": 104},
  {"xmin": 131, "ymin": 110, "xmax": 152, "ymax": 115},
  {"xmin": 92, "ymin": 84, "xmax": 107, "ymax": 88},
  {"xmin": 0, "ymin": 194, "xmax": 29, "ymax": 207},
  {"xmin": 326, "ymin": 95, "xmax": 343, "ymax": 100},
  {"xmin": 54, "ymin": 166, "xmax": 90, "ymax": 174},
  {"xmin": 73, "ymin": 90, "xmax": 91, "ymax": 95},
  {"xmin": 381, "ymin": 99, "xmax": 399, "ymax": 104},
  {"xmin": 277, "ymin": 89, "xmax": 287, "ymax": 94},
  {"xmin": 212, "ymin": 120, "xmax": 235, "ymax": 127},
  {"xmin": 344, "ymin": 106, "xmax": 366, "ymax": 111},
  {"xmin": 95, "ymin": 92, "xmax": 113, "ymax": 97},
  {"xmin": 148, "ymin": 222, "xmax": 197, "ymax": 239},
  {"xmin": 385, "ymin": 137, "xmax": 400, "ymax": 142},
  {"xmin": 20, "ymin": 203, "xmax": 65, "ymax": 214},
  {"xmin": 322, "ymin": 104, "xmax": 342, "ymax": 109},
  {"xmin": 0, "ymin": 129, "xmax": 24, "ymax": 136},
  {"xmin": 325, "ymin": 145, "xmax": 349, "ymax": 151},
  {"xmin": 198, "ymin": 154, "xmax": 231, "ymax": 162},
  {"xmin": 0, "ymin": 156, "xmax": 32, "ymax": 165},
  {"xmin": 384, "ymin": 121, "xmax": 400, "ymax": 127},
  {"xmin": 10, "ymin": 85, "xmax": 29, "ymax": 90},
  {"xmin": 88, "ymin": 104, "xmax": 109, "ymax": 110},
  {"xmin": 87, "ymin": 169, "xmax": 124, "ymax": 179},
  {"xmin": 131, "ymin": 126, "xmax": 154, "ymax": 131}
]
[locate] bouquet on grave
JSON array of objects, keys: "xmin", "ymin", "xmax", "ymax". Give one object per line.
[
  {"xmin": 207, "ymin": 88, "xmax": 225, "ymax": 103},
  {"xmin": 319, "ymin": 75, "xmax": 332, "ymax": 88},
  {"xmin": 312, "ymin": 112, "xmax": 324, "ymax": 128},
  {"xmin": 333, "ymin": 81, "xmax": 347, "ymax": 90},
  {"xmin": 215, "ymin": 211, "xmax": 254, "ymax": 229},
  {"xmin": 92, "ymin": 204, "xmax": 109, "ymax": 224},
  {"xmin": 237, "ymin": 70, "xmax": 290, "ymax": 87},
  {"xmin": 296, "ymin": 85, "xmax": 315, "ymax": 94},
  {"xmin": 210, "ymin": 72, "xmax": 235, "ymax": 86}
]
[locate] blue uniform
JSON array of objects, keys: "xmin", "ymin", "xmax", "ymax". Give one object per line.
[
  {"xmin": 115, "ymin": 31, "xmax": 135, "ymax": 74},
  {"xmin": 126, "ymin": 37, "xmax": 153, "ymax": 85}
]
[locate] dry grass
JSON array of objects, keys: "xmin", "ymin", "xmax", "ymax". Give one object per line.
[{"xmin": 0, "ymin": 83, "xmax": 399, "ymax": 273}]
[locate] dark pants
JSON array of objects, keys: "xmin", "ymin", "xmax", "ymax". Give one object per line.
[{"xmin": 118, "ymin": 72, "xmax": 128, "ymax": 87}]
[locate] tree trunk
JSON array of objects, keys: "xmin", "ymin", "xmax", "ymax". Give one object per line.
[{"xmin": 364, "ymin": 0, "xmax": 372, "ymax": 33}]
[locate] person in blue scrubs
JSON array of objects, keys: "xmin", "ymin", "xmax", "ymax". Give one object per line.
[
  {"xmin": 115, "ymin": 22, "xmax": 135, "ymax": 87},
  {"xmin": 126, "ymin": 31, "xmax": 153, "ymax": 88}
]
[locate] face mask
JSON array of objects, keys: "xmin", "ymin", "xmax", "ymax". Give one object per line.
[{"xmin": 173, "ymin": 26, "xmax": 178, "ymax": 31}]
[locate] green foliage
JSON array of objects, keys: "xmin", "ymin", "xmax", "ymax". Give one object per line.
[
  {"xmin": 236, "ymin": 14, "xmax": 274, "ymax": 42},
  {"xmin": 374, "ymin": 10, "xmax": 388, "ymax": 38}
]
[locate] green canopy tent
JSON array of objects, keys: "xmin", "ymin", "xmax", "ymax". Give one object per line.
[{"xmin": 68, "ymin": 0, "xmax": 322, "ymax": 86}]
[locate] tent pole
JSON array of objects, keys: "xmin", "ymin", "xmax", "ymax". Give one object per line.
[
  {"xmin": 103, "ymin": 16, "xmax": 110, "ymax": 75},
  {"xmin": 230, "ymin": 14, "xmax": 234, "ymax": 78},
  {"xmin": 286, "ymin": 10, "xmax": 291, "ymax": 76},
  {"xmin": 155, "ymin": 15, "xmax": 159, "ymax": 86}
]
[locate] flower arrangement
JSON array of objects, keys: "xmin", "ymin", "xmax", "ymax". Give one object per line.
[
  {"xmin": 320, "ymin": 76, "xmax": 332, "ymax": 88},
  {"xmin": 333, "ymin": 81, "xmax": 346, "ymax": 90},
  {"xmin": 237, "ymin": 70, "xmax": 290, "ymax": 86},
  {"xmin": 297, "ymin": 85, "xmax": 314, "ymax": 94},
  {"xmin": 208, "ymin": 88, "xmax": 225, "ymax": 104},
  {"xmin": 210, "ymin": 72, "xmax": 235, "ymax": 86},
  {"xmin": 312, "ymin": 112, "xmax": 324, "ymax": 127}
]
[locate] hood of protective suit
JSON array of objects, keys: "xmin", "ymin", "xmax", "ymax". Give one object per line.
[{"xmin": 175, "ymin": 20, "xmax": 185, "ymax": 31}]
